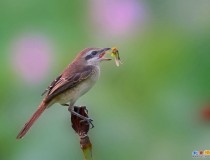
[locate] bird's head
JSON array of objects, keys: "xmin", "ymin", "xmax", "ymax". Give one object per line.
[{"xmin": 75, "ymin": 48, "xmax": 111, "ymax": 65}]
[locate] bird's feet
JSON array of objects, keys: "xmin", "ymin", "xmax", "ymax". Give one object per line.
[
  {"xmin": 80, "ymin": 117, "xmax": 94, "ymax": 128},
  {"xmin": 64, "ymin": 104, "xmax": 94, "ymax": 128}
]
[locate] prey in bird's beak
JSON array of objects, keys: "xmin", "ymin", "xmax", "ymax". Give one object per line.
[
  {"xmin": 110, "ymin": 47, "xmax": 122, "ymax": 67},
  {"xmin": 98, "ymin": 47, "xmax": 122, "ymax": 66},
  {"xmin": 98, "ymin": 48, "xmax": 112, "ymax": 61}
]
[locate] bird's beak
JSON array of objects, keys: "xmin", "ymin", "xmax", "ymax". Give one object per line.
[{"xmin": 98, "ymin": 48, "xmax": 112, "ymax": 61}]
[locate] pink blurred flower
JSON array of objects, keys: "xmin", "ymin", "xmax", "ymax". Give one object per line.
[
  {"xmin": 11, "ymin": 33, "xmax": 53, "ymax": 84},
  {"xmin": 89, "ymin": 0, "xmax": 147, "ymax": 37}
]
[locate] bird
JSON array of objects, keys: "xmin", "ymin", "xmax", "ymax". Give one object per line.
[{"xmin": 16, "ymin": 47, "xmax": 111, "ymax": 139}]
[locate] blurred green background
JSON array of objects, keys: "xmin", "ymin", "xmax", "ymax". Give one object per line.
[{"xmin": 1, "ymin": 0, "xmax": 210, "ymax": 160}]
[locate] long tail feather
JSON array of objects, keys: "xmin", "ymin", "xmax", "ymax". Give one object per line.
[{"xmin": 16, "ymin": 101, "xmax": 48, "ymax": 139}]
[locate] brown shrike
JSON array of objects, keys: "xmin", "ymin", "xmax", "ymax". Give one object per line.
[{"xmin": 16, "ymin": 47, "xmax": 111, "ymax": 139}]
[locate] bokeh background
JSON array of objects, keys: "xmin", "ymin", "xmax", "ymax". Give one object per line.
[{"xmin": 1, "ymin": 0, "xmax": 210, "ymax": 160}]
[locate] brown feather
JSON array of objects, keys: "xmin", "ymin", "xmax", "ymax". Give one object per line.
[
  {"xmin": 45, "ymin": 65, "xmax": 94, "ymax": 103},
  {"xmin": 16, "ymin": 101, "xmax": 48, "ymax": 139}
]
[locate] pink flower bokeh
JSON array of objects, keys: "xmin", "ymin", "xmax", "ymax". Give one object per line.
[
  {"xmin": 90, "ymin": 0, "xmax": 147, "ymax": 37},
  {"xmin": 11, "ymin": 33, "xmax": 53, "ymax": 84}
]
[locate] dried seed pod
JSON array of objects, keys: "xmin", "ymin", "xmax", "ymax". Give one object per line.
[{"xmin": 70, "ymin": 106, "xmax": 92, "ymax": 160}]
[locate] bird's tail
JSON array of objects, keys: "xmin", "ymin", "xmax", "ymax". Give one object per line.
[{"xmin": 16, "ymin": 101, "xmax": 48, "ymax": 139}]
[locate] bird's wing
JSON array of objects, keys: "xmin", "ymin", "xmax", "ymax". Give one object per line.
[
  {"xmin": 41, "ymin": 74, "xmax": 62, "ymax": 96},
  {"xmin": 44, "ymin": 66, "xmax": 94, "ymax": 103}
]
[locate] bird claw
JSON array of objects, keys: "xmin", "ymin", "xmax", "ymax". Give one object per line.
[
  {"xmin": 69, "ymin": 105, "xmax": 94, "ymax": 129},
  {"xmin": 80, "ymin": 118, "xmax": 94, "ymax": 129}
]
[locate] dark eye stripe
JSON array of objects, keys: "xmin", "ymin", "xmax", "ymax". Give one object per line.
[
  {"xmin": 91, "ymin": 51, "xmax": 97, "ymax": 55},
  {"xmin": 85, "ymin": 55, "xmax": 93, "ymax": 60}
]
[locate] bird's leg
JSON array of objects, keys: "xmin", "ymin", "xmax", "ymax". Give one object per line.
[
  {"xmin": 66, "ymin": 104, "xmax": 94, "ymax": 128},
  {"xmin": 79, "ymin": 106, "xmax": 94, "ymax": 128}
]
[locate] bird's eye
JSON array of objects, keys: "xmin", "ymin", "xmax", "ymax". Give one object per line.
[{"xmin": 91, "ymin": 51, "xmax": 97, "ymax": 55}]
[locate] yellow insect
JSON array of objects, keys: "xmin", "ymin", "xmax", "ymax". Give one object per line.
[{"xmin": 110, "ymin": 47, "xmax": 122, "ymax": 67}]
